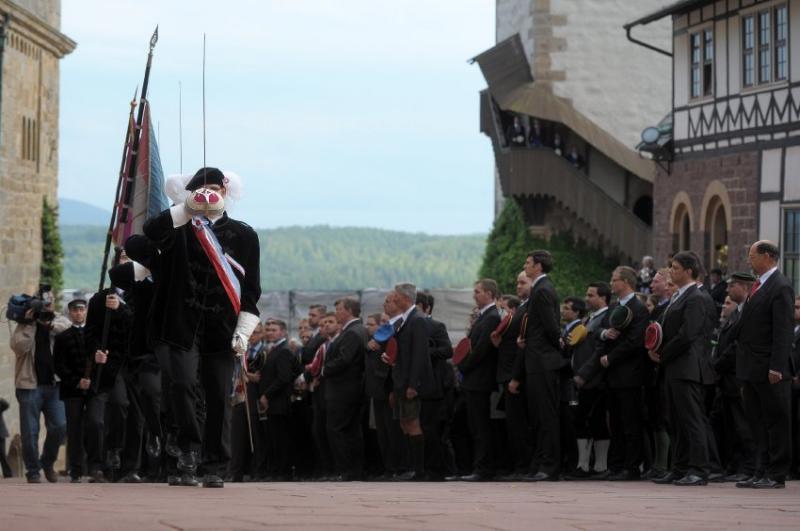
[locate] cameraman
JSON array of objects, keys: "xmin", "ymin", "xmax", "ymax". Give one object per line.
[{"xmin": 9, "ymin": 285, "xmax": 70, "ymax": 483}]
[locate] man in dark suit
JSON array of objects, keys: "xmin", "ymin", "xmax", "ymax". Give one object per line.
[
  {"xmin": 416, "ymin": 292, "xmax": 454, "ymax": 480},
  {"xmin": 649, "ymin": 251, "xmax": 715, "ymax": 486},
  {"xmin": 791, "ymin": 296, "xmax": 800, "ymax": 478},
  {"xmin": 708, "ymin": 268, "xmax": 728, "ymax": 318},
  {"xmin": 510, "ymin": 250, "xmax": 563, "ymax": 481},
  {"xmin": 578, "ymin": 267, "xmax": 648, "ymax": 480},
  {"xmin": 323, "ymin": 298, "xmax": 368, "ymax": 480},
  {"xmin": 572, "ymin": 282, "xmax": 612, "ymax": 477},
  {"xmin": 365, "ymin": 295, "xmax": 406, "ymax": 479},
  {"xmin": 495, "ymin": 272, "xmax": 532, "ymax": 480},
  {"xmin": 712, "ymin": 273, "xmax": 756, "ymax": 481},
  {"xmin": 302, "ymin": 305, "xmax": 328, "ymax": 365},
  {"xmin": 644, "ymin": 268, "xmax": 671, "ymax": 479},
  {"xmin": 734, "ymin": 240, "xmax": 795, "ymax": 488},
  {"xmin": 390, "ymin": 283, "xmax": 436, "ymax": 481},
  {"xmin": 457, "ymin": 279, "xmax": 501, "ymax": 481},
  {"xmin": 258, "ymin": 320, "xmax": 296, "ymax": 480}
]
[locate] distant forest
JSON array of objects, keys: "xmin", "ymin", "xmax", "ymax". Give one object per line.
[{"xmin": 61, "ymin": 225, "xmax": 486, "ymax": 291}]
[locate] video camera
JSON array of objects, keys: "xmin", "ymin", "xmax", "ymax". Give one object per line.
[{"xmin": 5, "ymin": 284, "xmax": 56, "ymax": 323}]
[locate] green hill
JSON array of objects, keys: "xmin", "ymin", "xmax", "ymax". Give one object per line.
[{"xmin": 61, "ymin": 225, "xmax": 486, "ymax": 291}]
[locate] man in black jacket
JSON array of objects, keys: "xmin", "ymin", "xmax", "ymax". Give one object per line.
[
  {"xmin": 495, "ymin": 272, "xmax": 532, "ymax": 480},
  {"xmin": 416, "ymin": 292, "xmax": 454, "ymax": 480},
  {"xmin": 258, "ymin": 320, "xmax": 296, "ymax": 480},
  {"xmin": 734, "ymin": 240, "xmax": 795, "ymax": 488},
  {"xmin": 324, "ymin": 298, "xmax": 368, "ymax": 480},
  {"xmin": 144, "ymin": 167, "xmax": 262, "ymax": 488},
  {"xmin": 457, "ymin": 279, "xmax": 501, "ymax": 481},
  {"xmin": 649, "ymin": 251, "xmax": 715, "ymax": 486},
  {"xmin": 580, "ymin": 266, "xmax": 648, "ymax": 480},
  {"xmin": 53, "ymin": 297, "xmax": 103, "ymax": 482},
  {"xmin": 365, "ymin": 305, "xmax": 406, "ymax": 479},
  {"xmin": 391, "ymin": 283, "xmax": 435, "ymax": 481},
  {"xmin": 573, "ymin": 282, "xmax": 612, "ymax": 477},
  {"xmin": 712, "ymin": 273, "xmax": 756, "ymax": 481},
  {"xmin": 511, "ymin": 250, "xmax": 563, "ymax": 481}
]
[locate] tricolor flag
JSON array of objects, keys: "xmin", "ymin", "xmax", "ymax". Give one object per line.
[{"xmin": 112, "ymin": 100, "xmax": 169, "ymax": 246}]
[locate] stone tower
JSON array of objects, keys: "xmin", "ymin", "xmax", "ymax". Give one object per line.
[{"xmin": 0, "ymin": 0, "xmax": 75, "ymax": 436}]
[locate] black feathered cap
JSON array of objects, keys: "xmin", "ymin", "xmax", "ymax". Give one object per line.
[{"xmin": 185, "ymin": 167, "xmax": 226, "ymax": 191}]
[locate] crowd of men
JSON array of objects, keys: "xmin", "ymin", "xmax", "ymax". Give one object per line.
[{"xmin": 6, "ymin": 169, "xmax": 799, "ymax": 488}]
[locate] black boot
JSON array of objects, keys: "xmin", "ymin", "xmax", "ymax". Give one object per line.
[{"xmin": 408, "ymin": 434, "xmax": 426, "ymax": 481}]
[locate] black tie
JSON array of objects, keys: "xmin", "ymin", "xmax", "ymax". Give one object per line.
[{"xmin": 394, "ymin": 318, "xmax": 404, "ymax": 332}]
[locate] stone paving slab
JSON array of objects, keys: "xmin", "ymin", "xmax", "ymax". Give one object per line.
[{"xmin": 1, "ymin": 478, "xmax": 798, "ymax": 530}]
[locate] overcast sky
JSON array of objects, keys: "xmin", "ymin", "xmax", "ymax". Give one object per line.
[{"xmin": 58, "ymin": 0, "xmax": 496, "ymax": 234}]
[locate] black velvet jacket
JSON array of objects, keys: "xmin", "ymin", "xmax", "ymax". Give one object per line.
[
  {"xmin": 53, "ymin": 326, "xmax": 92, "ymax": 399},
  {"xmin": 143, "ymin": 209, "xmax": 261, "ymax": 353},
  {"xmin": 85, "ymin": 288, "xmax": 133, "ymax": 390}
]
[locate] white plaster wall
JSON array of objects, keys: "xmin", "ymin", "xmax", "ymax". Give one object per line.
[
  {"xmin": 496, "ymin": 0, "xmax": 535, "ymax": 71},
  {"xmin": 785, "ymin": 146, "xmax": 800, "ymax": 201},
  {"xmin": 760, "ymin": 200, "xmax": 781, "ymax": 241},
  {"xmin": 761, "ymin": 148, "xmax": 783, "ymax": 192},
  {"xmin": 547, "ymin": 0, "xmax": 672, "ymax": 149}
]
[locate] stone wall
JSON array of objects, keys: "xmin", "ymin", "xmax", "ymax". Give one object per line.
[
  {"xmin": 653, "ymin": 151, "xmax": 760, "ymax": 272},
  {"xmin": 0, "ymin": 0, "xmax": 73, "ymax": 439}
]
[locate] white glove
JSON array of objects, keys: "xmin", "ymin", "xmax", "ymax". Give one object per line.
[
  {"xmin": 169, "ymin": 204, "xmax": 192, "ymax": 228},
  {"xmin": 232, "ymin": 311, "xmax": 260, "ymax": 355}
]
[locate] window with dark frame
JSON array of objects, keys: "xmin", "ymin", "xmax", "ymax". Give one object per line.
[
  {"xmin": 784, "ymin": 208, "xmax": 800, "ymax": 294},
  {"xmin": 775, "ymin": 4, "xmax": 788, "ymax": 81},
  {"xmin": 690, "ymin": 29, "xmax": 713, "ymax": 99},
  {"xmin": 691, "ymin": 32, "xmax": 702, "ymax": 98},
  {"xmin": 743, "ymin": 15, "xmax": 755, "ymax": 86},
  {"xmin": 759, "ymin": 10, "xmax": 771, "ymax": 83},
  {"xmin": 742, "ymin": 4, "xmax": 788, "ymax": 88}
]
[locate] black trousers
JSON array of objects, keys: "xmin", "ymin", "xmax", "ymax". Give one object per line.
[
  {"xmin": 64, "ymin": 393, "xmax": 107, "ymax": 477},
  {"xmin": 106, "ymin": 372, "xmax": 129, "ymax": 456},
  {"xmin": 229, "ymin": 382, "xmax": 264, "ymax": 479},
  {"xmin": 373, "ymin": 397, "xmax": 406, "ymax": 474},
  {"xmin": 573, "ymin": 388, "xmax": 608, "ymax": 440},
  {"xmin": 311, "ymin": 388, "xmax": 333, "ymax": 476},
  {"xmin": 717, "ymin": 376, "xmax": 755, "ymax": 474},
  {"xmin": 118, "ymin": 367, "xmax": 162, "ymax": 475},
  {"xmin": 290, "ymin": 396, "xmax": 315, "ymax": 479},
  {"xmin": 155, "ymin": 343, "xmax": 234, "ymax": 476},
  {"xmin": 420, "ymin": 398, "xmax": 446, "ymax": 476},
  {"xmin": 464, "ymin": 390, "xmax": 493, "ymax": 476},
  {"xmin": 742, "ymin": 379, "xmax": 792, "ymax": 480},
  {"xmin": 666, "ymin": 378, "xmax": 709, "ymax": 477},
  {"xmin": 265, "ymin": 414, "xmax": 292, "ymax": 478},
  {"xmin": 607, "ymin": 386, "xmax": 643, "ymax": 473},
  {"xmin": 502, "ymin": 382, "xmax": 532, "ymax": 472},
  {"xmin": 326, "ymin": 400, "xmax": 364, "ymax": 478},
  {"xmin": 526, "ymin": 370, "xmax": 560, "ymax": 476}
]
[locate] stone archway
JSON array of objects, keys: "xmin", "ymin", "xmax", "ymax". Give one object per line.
[
  {"xmin": 700, "ymin": 181, "xmax": 733, "ymax": 272},
  {"xmin": 669, "ymin": 192, "xmax": 694, "ymax": 253}
]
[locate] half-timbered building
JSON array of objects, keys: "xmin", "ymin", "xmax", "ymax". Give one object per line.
[{"xmin": 629, "ymin": 0, "xmax": 800, "ymax": 288}]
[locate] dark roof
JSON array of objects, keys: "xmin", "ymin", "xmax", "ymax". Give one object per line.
[
  {"xmin": 471, "ymin": 34, "xmax": 533, "ymax": 105},
  {"xmin": 623, "ymin": 0, "xmax": 710, "ymax": 29}
]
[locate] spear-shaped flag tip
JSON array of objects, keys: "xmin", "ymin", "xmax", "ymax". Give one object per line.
[{"xmin": 150, "ymin": 25, "xmax": 159, "ymax": 49}]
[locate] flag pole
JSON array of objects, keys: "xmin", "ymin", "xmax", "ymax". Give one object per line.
[
  {"xmin": 97, "ymin": 87, "xmax": 138, "ymax": 293},
  {"xmin": 116, "ymin": 25, "xmax": 159, "ymax": 250},
  {"xmin": 94, "ymin": 26, "xmax": 159, "ymax": 395}
]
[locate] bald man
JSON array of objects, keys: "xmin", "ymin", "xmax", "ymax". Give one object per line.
[{"xmin": 733, "ymin": 240, "xmax": 795, "ymax": 489}]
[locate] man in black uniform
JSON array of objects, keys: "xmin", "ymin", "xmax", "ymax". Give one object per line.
[
  {"xmin": 53, "ymin": 297, "xmax": 100, "ymax": 482},
  {"xmin": 144, "ymin": 167, "xmax": 261, "ymax": 488}
]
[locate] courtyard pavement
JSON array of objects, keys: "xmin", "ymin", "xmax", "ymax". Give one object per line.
[{"xmin": 0, "ymin": 478, "xmax": 798, "ymax": 530}]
